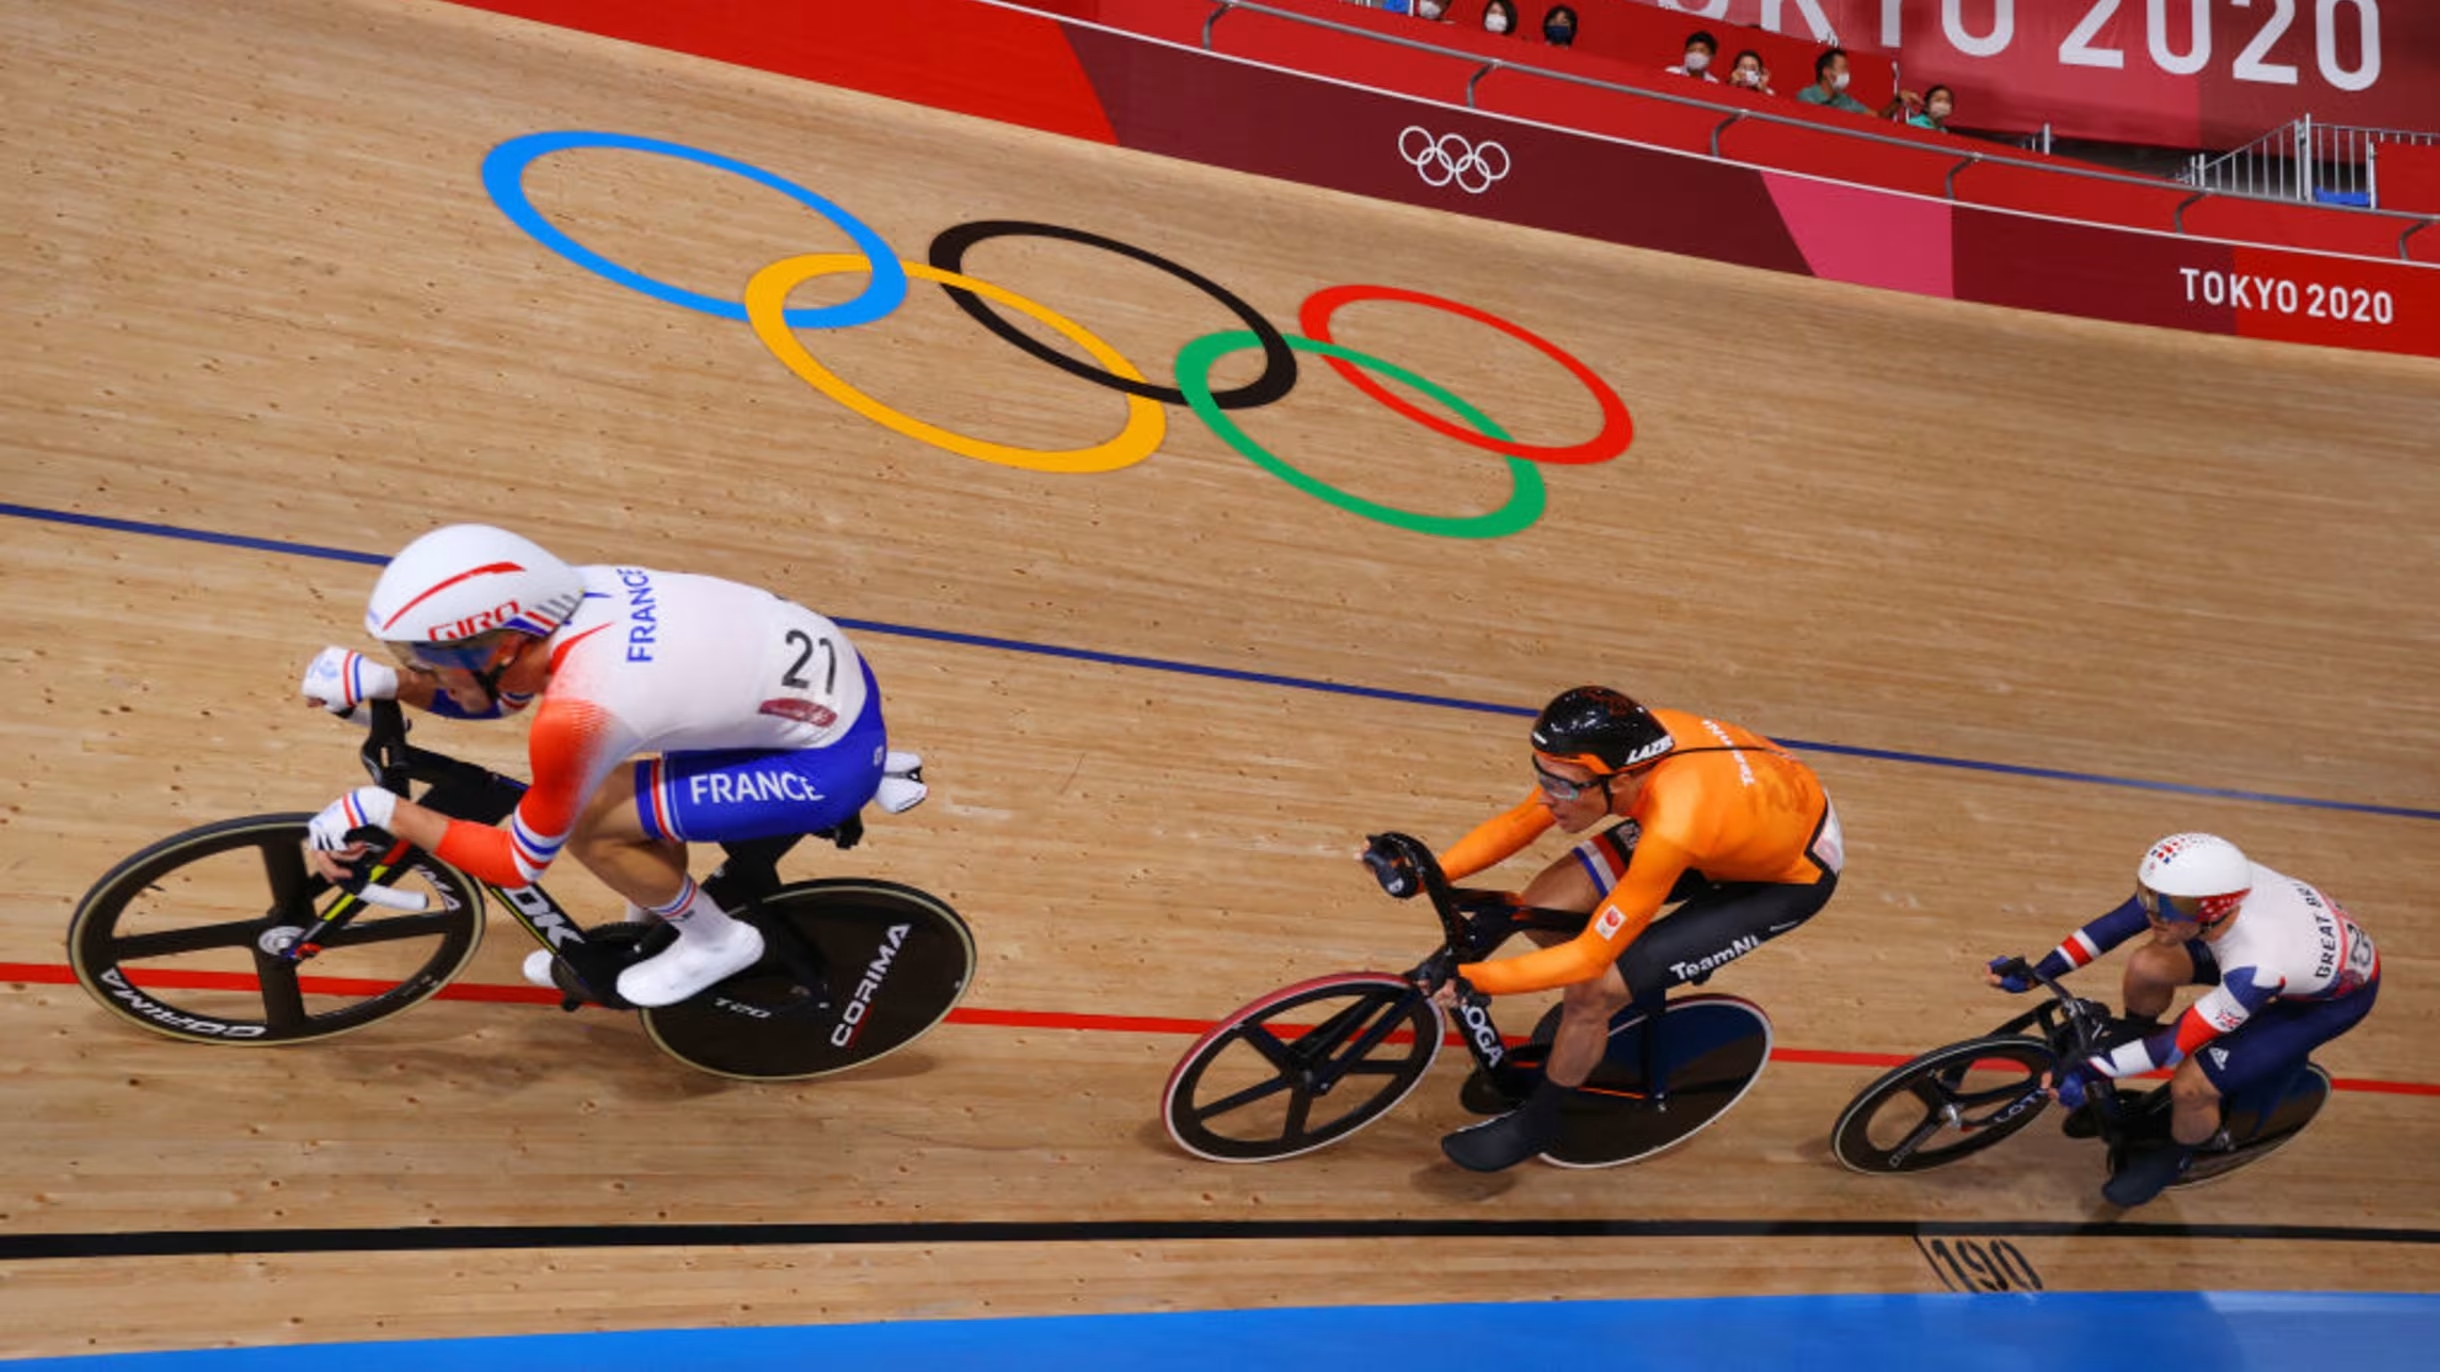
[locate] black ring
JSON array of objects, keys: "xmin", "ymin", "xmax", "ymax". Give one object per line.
[{"xmin": 927, "ymin": 220, "xmax": 1298, "ymax": 410}]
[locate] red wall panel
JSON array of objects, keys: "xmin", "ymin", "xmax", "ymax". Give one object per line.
[
  {"xmin": 1472, "ymin": 69, "xmax": 1732, "ymax": 156},
  {"xmin": 2377, "ymin": 142, "xmax": 2440, "ymax": 217},
  {"xmin": 1209, "ymin": 10, "xmax": 1487, "ymax": 103},
  {"xmin": 2179, "ymin": 197, "xmax": 2423, "ymax": 263},
  {"xmin": 1717, "ymin": 117, "xmax": 1962, "ymax": 200},
  {"xmin": 1951, "ymin": 161, "xmax": 2195, "ymax": 234}
]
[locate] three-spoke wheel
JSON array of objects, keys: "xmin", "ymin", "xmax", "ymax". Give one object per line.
[
  {"xmin": 1829, "ymin": 1034, "xmax": 2057, "ymax": 1173},
  {"xmin": 67, "ymin": 815, "xmax": 486, "ymax": 1045},
  {"xmin": 1163, "ymin": 972, "xmax": 1443, "ymax": 1162}
]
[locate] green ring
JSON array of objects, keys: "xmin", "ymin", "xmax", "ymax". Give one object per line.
[{"xmin": 1176, "ymin": 331, "xmax": 1546, "ymax": 539}]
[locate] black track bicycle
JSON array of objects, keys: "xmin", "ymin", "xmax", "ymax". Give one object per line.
[
  {"xmin": 1162, "ymin": 832, "xmax": 1773, "ymax": 1166},
  {"xmin": 67, "ymin": 700, "xmax": 974, "ymax": 1080},
  {"xmin": 1830, "ymin": 956, "xmax": 2330, "ymax": 1191}
]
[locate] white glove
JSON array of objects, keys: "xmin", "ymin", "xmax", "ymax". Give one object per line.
[
  {"xmin": 306, "ymin": 787, "xmax": 399, "ymax": 852},
  {"xmin": 301, "ymin": 647, "xmax": 399, "ymax": 715}
]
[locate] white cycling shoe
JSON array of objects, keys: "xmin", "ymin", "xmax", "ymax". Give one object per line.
[
  {"xmin": 615, "ymin": 919, "xmax": 766, "ymax": 1008},
  {"xmin": 877, "ymin": 749, "xmax": 928, "ymax": 813},
  {"xmin": 522, "ymin": 949, "xmax": 559, "ymax": 990}
]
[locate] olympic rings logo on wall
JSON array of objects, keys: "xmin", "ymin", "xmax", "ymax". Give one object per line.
[
  {"xmin": 481, "ymin": 131, "xmax": 1632, "ymax": 539},
  {"xmin": 1398, "ymin": 127, "xmax": 1511, "ymax": 195}
]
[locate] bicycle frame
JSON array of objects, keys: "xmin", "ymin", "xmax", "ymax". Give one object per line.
[
  {"xmin": 1363, "ymin": 831, "xmax": 1684, "ymax": 1097},
  {"xmin": 290, "ymin": 700, "xmax": 846, "ymax": 1011}
]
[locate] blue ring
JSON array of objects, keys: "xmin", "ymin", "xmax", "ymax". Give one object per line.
[{"xmin": 481, "ymin": 131, "xmax": 909, "ymax": 327}]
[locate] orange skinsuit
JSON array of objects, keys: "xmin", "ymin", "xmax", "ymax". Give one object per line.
[{"xmin": 1443, "ymin": 709, "xmax": 1833, "ymax": 995}]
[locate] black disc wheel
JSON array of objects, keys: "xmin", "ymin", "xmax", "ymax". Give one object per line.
[
  {"xmin": 641, "ymin": 879, "xmax": 974, "ymax": 1081},
  {"xmin": 1163, "ymin": 972, "xmax": 1442, "ymax": 1163},
  {"xmin": 1831, "ymin": 1034, "xmax": 2058, "ymax": 1174},
  {"xmin": 1542, "ymin": 994, "xmax": 1774, "ymax": 1168},
  {"xmin": 67, "ymin": 815, "xmax": 485, "ymax": 1045},
  {"xmin": 2172, "ymin": 1064, "xmax": 2333, "ymax": 1190}
]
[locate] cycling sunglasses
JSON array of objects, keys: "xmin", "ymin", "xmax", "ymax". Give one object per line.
[
  {"xmin": 2136, "ymin": 884, "xmax": 2234, "ymax": 927},
  {"xmin": 384, "ymin": 637, "xmax": 500, "ymax": 674},
  {"xmin": 1532, "ymin": 758, "xmax": 1612, "ymax": 802}
]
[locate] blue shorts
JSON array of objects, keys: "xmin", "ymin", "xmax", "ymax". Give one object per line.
[
  {"xmin": 633, "ymin": 663, "xmax": 887, "ymax": 844},
  {"xmin": 2193, "ymin": 979, "xmax": 2378, "ymax": 1101}
]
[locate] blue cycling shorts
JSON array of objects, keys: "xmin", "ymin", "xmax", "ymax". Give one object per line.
[{"xmin": 633, "ymin": 662, "xmax": 887, "ymax": 844}]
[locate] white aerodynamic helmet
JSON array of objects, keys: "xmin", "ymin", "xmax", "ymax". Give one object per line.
[
  {"xmin": 2135, "ymin": 832, "xmax": 2252, "ymax": 927},
  {"xmin": 365, "ymin": 524, "xmax": 585, "ymax": 670}
]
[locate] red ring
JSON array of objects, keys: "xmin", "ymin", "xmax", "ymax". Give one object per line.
[{"xmin": 1298, "ymin": 285, "xmax": 1633, "ymax": 466}]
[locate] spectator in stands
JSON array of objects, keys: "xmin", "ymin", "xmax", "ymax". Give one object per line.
[
  {"xmin": 1796, "ymin": 48, "xmax": 1872, "ymax": 114},
  {"xmin": 1903, "ymin": 84, "xmax": 1956, "ymax": 132},
  {"xmin": 1667, "ymin": 30, "xmax": 1721, "ymax": 81},
  {"xmin": 1414, "ymin": 0, "xmax": 1449, "ymax": 21},
  {"xmin": 1541, "ymin": 5, "xmax": 1577, "ymax": 47},
  {"xmin": 1481, "ymin": 0, "xmax": 1518, "ymax": 36},
  {"xmin": 1728, "ymin": 49, "xmax": 1774, "ymax": 95}
]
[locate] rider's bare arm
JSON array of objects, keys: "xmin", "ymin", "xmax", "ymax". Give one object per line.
[{"xmin": 1438, "ymin": 791, "xmax": 1554, "ymax": 882}]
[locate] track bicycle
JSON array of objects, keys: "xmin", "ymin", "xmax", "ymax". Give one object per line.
[
  {"xmin": 67, "ymin": 700, "xmax": 974, "ymax": 1080},
  {"xmin": 1162, "ymin": 831, "xmax": 1773, "ymax": 1166},
  {"xmin": 1829, "ymin": 956, "xmax": 2329, "ymax": 1191}
]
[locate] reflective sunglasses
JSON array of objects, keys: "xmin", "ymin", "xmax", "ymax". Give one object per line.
[
  {"xmin": 2136, "ymin": 884, "xmax": 2230, "ymax": 927},
  {"xmin": 385, "ymin": 637, "xmax": 500, "ymax": 674}
]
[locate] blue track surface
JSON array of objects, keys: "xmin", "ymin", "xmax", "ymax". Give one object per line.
[{"xmin": 11, "ymin": 1293, "xmax": 2437, "ymax": 1369}]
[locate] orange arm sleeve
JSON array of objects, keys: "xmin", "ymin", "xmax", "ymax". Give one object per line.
[
  {"xmin": 434, "ymin": 820, "xmax": 526, "ymax": 889},
  {"xmin": 1458, "ymin": 834, "xmax": 1691, "ymax": 995},
  {"xmin": 1437, "ymin": 792, "xmax": 1555, "ymax": 882}
]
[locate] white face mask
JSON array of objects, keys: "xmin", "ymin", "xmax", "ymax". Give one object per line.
[
  {"xmin": 1735, "ymin": 68, "xmax": 1760, "ymax": 86},
  {"xmin": 1832, "ymin": 70, "xmax": 1851, "ymax": 90},
  {"xmin": 1684, "ymin": 51, "xmax": 1711, "ymax": 72},
  {"xmin": 1418, "ymin": 0, "xmax": 1444, "ymax": 17},
  {"xmin": 1928, "ymin": 101, "xmax": 1953, "ymax": 118},
  {"xmin": 1486, "ymin": 12, "xmax": 1510, "ymax": 32}
]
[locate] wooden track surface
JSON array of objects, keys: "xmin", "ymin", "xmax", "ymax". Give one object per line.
[{"xmin": 3, "ymin": 0, "xmax": 2437, "ymax": 1355}]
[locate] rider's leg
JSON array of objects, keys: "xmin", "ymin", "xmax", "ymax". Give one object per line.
[
  {"xmin": 2168, "ymin": 1057, "xmax": 2223, "ymax": 1147},
  {"xmin": 1545, "ymin": 963, "xmax": 1634, "ymax": 1088},
  {"xmin": 2119, "ymin": 938, "xmax": 2202, "ymax": 1022}
]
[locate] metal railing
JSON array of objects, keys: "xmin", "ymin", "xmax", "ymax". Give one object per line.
[
  {"xmin": 2184, "ymin": 115, "xmax": 2440, "ymax": 209},
  {"xmin": 1173, "ymin": 1, "xmax": 2437, "ymax": 261}
]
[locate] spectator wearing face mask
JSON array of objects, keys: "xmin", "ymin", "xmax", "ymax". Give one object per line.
[
  {"xmin": 1666, "ymin": 30, "xmax": 1720, "ymax": 81},
  {"xmin": 1481, "ymin": 0, "xmax": 1518, "ymax": 36},
  {"xmin": 1727, "ymin": 49, "xmax": 1774, "ymax": 95},
  {"xmin": 1541, "ymin": 5, "xmax": 1576, "ymax": 47},
  {"xmin": 1902, "ymin": 83, "xmax": 1956, "ymax": 131},
  {"xmin": 1796, "ymin": 48, "xmax": 1872, "ymax": 114},
  {"xmin": 1413, "ymin": 0, "xmax": 1449, "ymax": 21}
]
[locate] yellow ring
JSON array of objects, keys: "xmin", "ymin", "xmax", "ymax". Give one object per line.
[{"xmin": 745, "ymin": 253, "xmax": 1166, "ymax": 474}]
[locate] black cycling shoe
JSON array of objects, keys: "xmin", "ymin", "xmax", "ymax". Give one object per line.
[
  {"xmin": 2102, "ymin": 1142, "xmax": 2195, "ymax": 1208},
  {"xmin": 1457, "ymin": 1060, "xmax": 1544, "ymax": 1116},
  {"xmin": 1442, "ymin": 1081, "xmax": 1566, "ymax": 1172}
]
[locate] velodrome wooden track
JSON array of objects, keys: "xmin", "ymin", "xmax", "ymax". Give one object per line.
[{"xmin": 4, "ymin": 0, "xmax": 2438, "ymax": 1356}]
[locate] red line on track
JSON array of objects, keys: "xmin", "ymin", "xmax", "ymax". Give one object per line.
[{"xmin": 10, "ymin": 961, "xmax": 2435, "ymax": 1098}]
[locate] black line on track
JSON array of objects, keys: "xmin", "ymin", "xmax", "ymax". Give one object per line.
[{"xmin": 5, "ymin": 1216, "xmax": 2436, "ymax": 1262}]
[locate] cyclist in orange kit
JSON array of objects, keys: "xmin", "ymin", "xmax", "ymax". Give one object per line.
[{"xmin": 1405, "ymin": 686, "xmax": 1843, "ymax": 1171}]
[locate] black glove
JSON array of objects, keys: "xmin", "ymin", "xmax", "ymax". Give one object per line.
[{"xmin": 1361, "ymin": 835, "xmax": 1423, "ymax": 899}]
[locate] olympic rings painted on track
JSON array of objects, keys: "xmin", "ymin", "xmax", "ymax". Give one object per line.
[
  {"xmin": 928, "ymin": 221, "xmax": 1298, "ymax": 411},
  {"xmin": 483, "ymin": 132, "xmax": 1635, "ymax": 537},
  {"xmin": 746, "ymin": 254, "xmax": 1167, "ymax": 475},
  {"xmin": 483, "ymin": 131, "xmax": 909, "ymax": 327},
  {"xmin": 1178, "ymin": 332, "xmax": 1543, "ymax": 541},
  {"xmin": 1299, "ymin": 286, "xmax": 1633, "ymax": 466}
]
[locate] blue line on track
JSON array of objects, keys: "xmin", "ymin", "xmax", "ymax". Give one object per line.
[
  {"xmin": 7, "ymin": 502, "xmax": 2433, "ymax": 822},
  {"xmin": 8, "ymin": 1292, "xmax": 2437, "ymax": 1371}
]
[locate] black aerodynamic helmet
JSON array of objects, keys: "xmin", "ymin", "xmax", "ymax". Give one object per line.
[{"xmin": 1530, "ymin": 686, "xmax": 1675, "ymax": 775}]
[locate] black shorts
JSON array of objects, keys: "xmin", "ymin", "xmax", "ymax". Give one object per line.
[{"xmin": 1574, "ymin": 820, "xmax": 1838, "ymax": 1004}]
